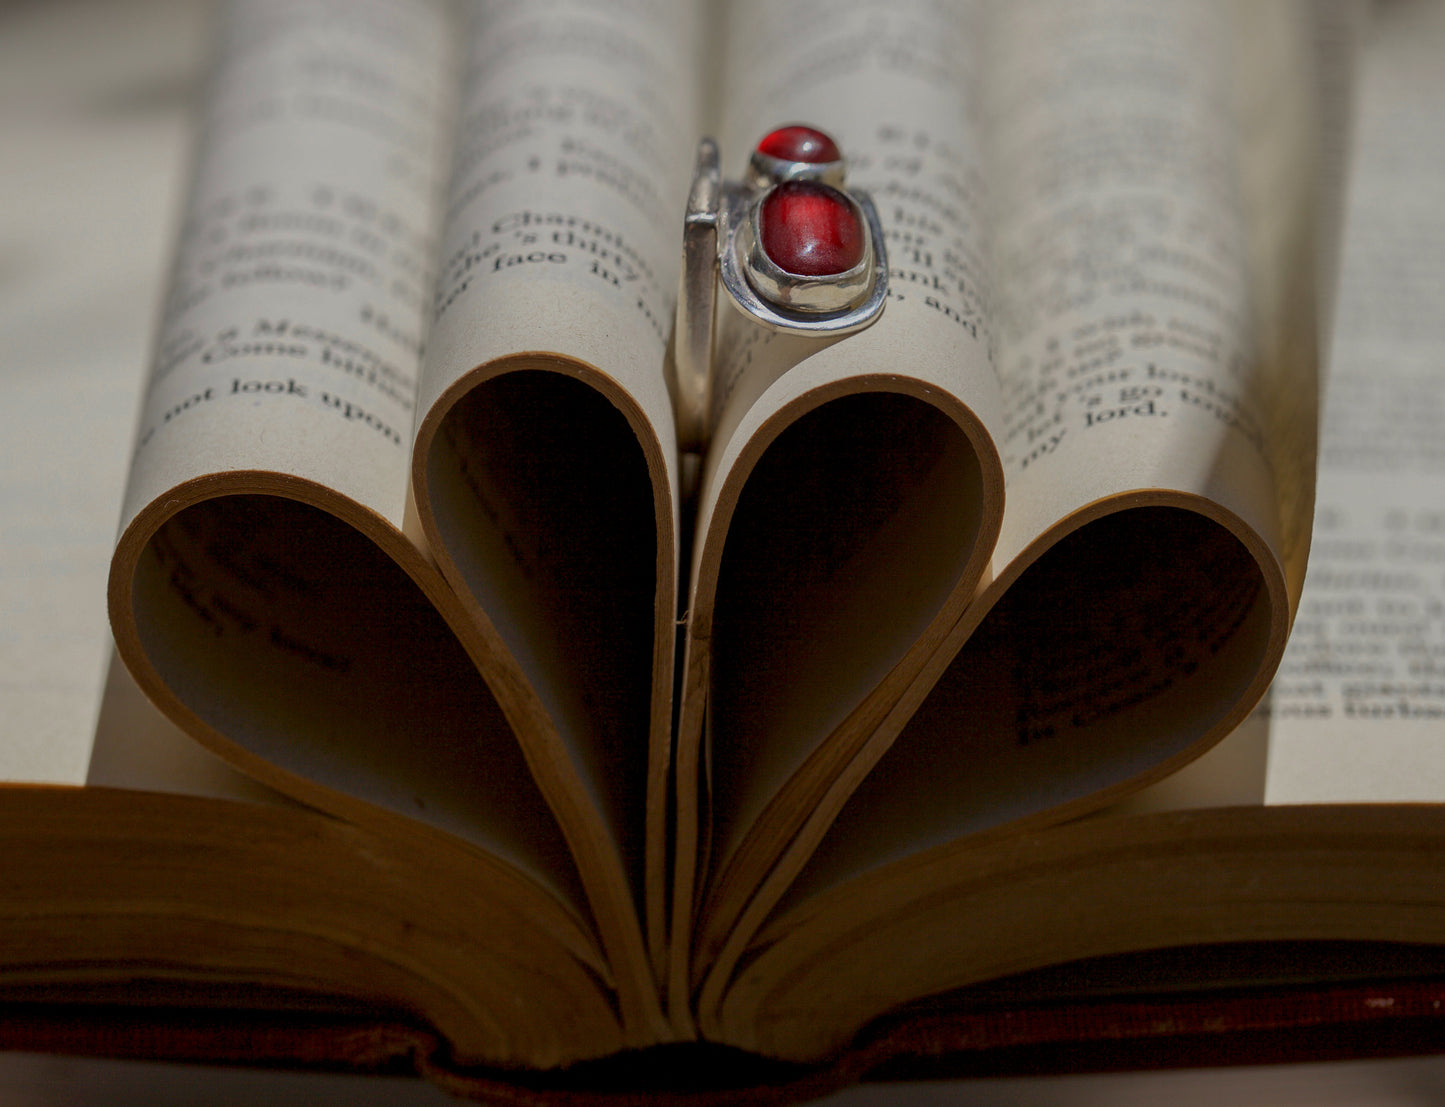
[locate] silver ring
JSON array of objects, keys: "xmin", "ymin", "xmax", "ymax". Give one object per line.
[{"xmin": 669, "ymin": 125, "xmax": 889, "ymax": 453}]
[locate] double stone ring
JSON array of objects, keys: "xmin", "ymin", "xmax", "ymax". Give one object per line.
[{"xmin": 671, "ymin": 125, "xmax": 889, "ymax": 451}]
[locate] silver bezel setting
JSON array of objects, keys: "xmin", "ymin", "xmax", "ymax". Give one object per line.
[
  {"xmin": 719, "ymin": 180, "xmax": 888, "ymax": 335},
  {"xmin": 744, "ymin": 150, "xmax": 847, "ymax": 191},
  {"xmin": 736, "ymin": 184, "xmax": 875, "ymax": 314}
]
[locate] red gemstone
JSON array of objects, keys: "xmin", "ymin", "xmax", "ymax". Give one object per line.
[
  {"xmin": 759, "ymin": 181, "xmax": 864, "ymax": 277},
  {"xmin": 756, "ymin": 125, "xmax": 841, "ymax": 165}
]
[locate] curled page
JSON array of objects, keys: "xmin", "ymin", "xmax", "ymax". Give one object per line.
[
  {"xmin": 669, "ymin": 0, "xmax": 1008, "ymax": 1014},
  {"xmin": 407, "ymin": 0, "xmax": 705, "ymax": 1020},
  {"xmin": 692, "ymin": 0, "xmax": 1320, "ymax": 1023},
  {"xmin": 106, "ymin": 0, "xmax": 678, "ymax": 1045}
]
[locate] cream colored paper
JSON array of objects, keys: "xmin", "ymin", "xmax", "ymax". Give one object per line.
[
  {"xmin": 1266, "ymin": 0, "xmax": 1445, "ymax": 804},
  {"xmin": 116, "ymin": 0, "xmax": 457, "ymax": 533},
  {"xmin": 697, "ymin": 0, "xmax": 1002, "ymax": 854},
  {"xmin": 670, "ymin": 0, "xmax": 1007, "ymax": 1009},
  {"xmin": 983, "ymin": 0, "xmax": 1295, "ymax": 567},
  {"xmin": 101, "ymin": 0, "xmax": 642, "ymax": 1033},
  {"xmin": 686, "ymin": 0, "xmax": 1318, "ymax": 1014},
  {"xmin": 102, "ymin": 0, "xmax": 614, "ymax": 907},
  {"xmin": 789, "ymin": 0, "xmax": 1314, "ymax": 889},
  {"xmin": 402, "ymin": 3, "xmax": 707, "ymax": 1014},
  {"xmin": 0, "ymin": 0, "xmax": 209, "ymax": 783}
]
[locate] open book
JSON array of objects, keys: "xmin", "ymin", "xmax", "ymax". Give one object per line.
[{"xmin": 8, "ymin": 0, "xmax": 1445, "ymax": 1090}]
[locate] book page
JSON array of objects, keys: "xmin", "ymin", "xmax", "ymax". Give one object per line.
[
  {"xmin": 87, "ymin": 651, "xmax": 298, "ymax": 805},
  {"xmin": 684, "ymin": 1, "xmax": 1325, "ymax": 1011},
  {"xmin": 1266, "ymin": 0, "xmax": 1445, "ymax": 804},
  {"xmin": 104, "ymin": 0, "xmax": 611, "ymax": 923},
  {"xmin": 673, "ymin": 0, "xmax": 1007, "ymax": 1002},
  {"xmin": 982, "ymin": 0, "xmax": 1310, "ymax": 568},
  {"xmin": 714, "ymin": 0, "xmax": 1325, "ymax": 960},
  {"xmin": 104, "ymin": 0, "xmax": 698, "ymax": 1037},
  {"xmin": 406, "ymin": 0, "xmax": 705, "ymax": 1030},
  {"xmin": 0, "ymin": 0, "xmax": 207, "ymax": 783},
  {"xmin": 117, "ymin": 0, "xmax": 457, "ymax": 532}
]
